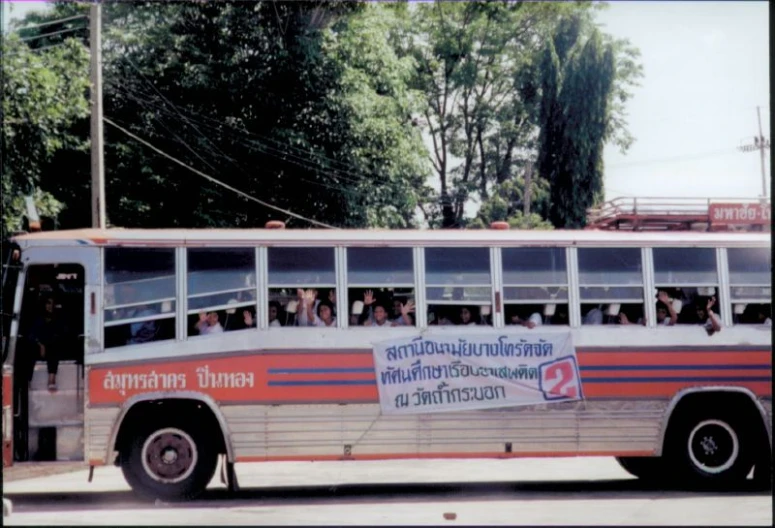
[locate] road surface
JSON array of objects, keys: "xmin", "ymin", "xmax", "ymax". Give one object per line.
[{"xmin": 3, "ymin": 457, "xmax": 772, "ymax": 525}]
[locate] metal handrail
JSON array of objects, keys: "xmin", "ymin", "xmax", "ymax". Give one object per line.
[{"xmin": 587, "ymin": 196, "xmax": 771, "ymax": 224}]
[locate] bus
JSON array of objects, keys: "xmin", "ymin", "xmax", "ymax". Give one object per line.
[{"xmin": 1, "ymin": 225, "xmax": 771, "ymax": 500}]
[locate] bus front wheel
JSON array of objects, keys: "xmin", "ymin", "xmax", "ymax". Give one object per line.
[{"xmin": 120, "ymin": 420, "xmax": 217, "ymax": 501}]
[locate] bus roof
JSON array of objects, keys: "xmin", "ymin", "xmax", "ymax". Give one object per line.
[{"xmin": 10, "ymin": 227, "xmax": 771, "ymax": 248}]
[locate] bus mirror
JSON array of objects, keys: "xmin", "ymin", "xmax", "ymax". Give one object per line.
[
  {"xmin": 606, "ymin": 303, "xmax": 621, "ymax": 316},
  {"xmin": 733, "ymin": 303, "xmax": 746, "ymax": 315},
  {"xmin": 351, "ymin": 301, "xmax": 364, "ymax": 315},
  {"xmin": 286, "ymin": 300, "xmax": 299, "ymax": 314},
  {"xmin": 543, "ymin": 303, "xmax": 556, "ymax": 317}
]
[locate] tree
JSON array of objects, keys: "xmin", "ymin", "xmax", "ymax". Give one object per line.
[
  {"xmin": 13, "ymin": 0, "xmax": 431, "ymax": 230},
  {"xmin": 531, "ymin": 10, "xmax": 643, "ymax": 228},
  {"xmin": 1, "ymin": 34, "xmax": 90, "ymax": 238}
]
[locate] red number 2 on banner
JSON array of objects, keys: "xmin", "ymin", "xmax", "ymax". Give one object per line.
[{"xmin": 541, "ymin": 358, "xmax": 579, "ymax": 399}]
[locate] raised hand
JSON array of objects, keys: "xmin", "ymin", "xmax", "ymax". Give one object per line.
[
  {"xmin": 619, "ymin": 312, "xmax": 630, "ymax": 325},
  {"xmin": 303, "ymin": 289, "xmax": 317, "ymax": 306},
  {"xmin": 401, "ymin": 300, "xmax": 416, "ymax": 316},
  {"xmin": 198, "ymin": 311, "xmax": 207, "ymax": 323},
  {"xmin": 297, "ymin": 288, "xmax": 305, "ymax": 300},
  {"xmin": 363, "ymin": 290, "xmax": 375, "ymax": 305},
  {"xmin": 707, "ymin": 296, "xmax": 716, "ymax": 312},
  {"xmin": 657, "ymin": 291, "xmax": 670, "ymax": 304},
  {"xmin": 243, "ymin": 310, "xmax": 254, "ymax": 327}
]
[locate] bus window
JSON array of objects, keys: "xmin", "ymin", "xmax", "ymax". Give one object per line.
[
  {"xmin": 104, "ymin": 248, "xmax": 176, "ymax": 348},
  {"xmin": 425, "ymin": 247, "xmax": 492, "ymax": 326},
  {"xmin": 652, "ymin": 248, "xmax": 721, "ymax": 326},
  {"xmin": 187, "ymin": 248, "xmax": 257, "ymax": 336},
  {"xmin": 727, "ymin": 247, "xmax": 771, "ymax": 326},
  {"xmin": 267, "ymin": 247, "xmax": 336, "ymax": 327},
  {"xmin": 502, "ymin": 247, "xmax": 569, "ymax": 327},
  {"xmin": 578, "ymin": 248, "xmax": 643, "ymax": 326},
  {"xmin": 347, "ymin": 247, "xmax": 415, "ymax": 327}
]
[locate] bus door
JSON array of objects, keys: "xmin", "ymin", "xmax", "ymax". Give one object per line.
[{"xmin": 8, "ymin": 246, "xmax": 99, "ymax": 463}]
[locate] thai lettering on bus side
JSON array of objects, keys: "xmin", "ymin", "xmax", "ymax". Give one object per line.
[
  {"xmin": 195, "ymin": 364, "xmax": 255, "ymax": 389},
  {"xmin": 102, "ymin": 371, "xmax": 187, "ymax": 396}
]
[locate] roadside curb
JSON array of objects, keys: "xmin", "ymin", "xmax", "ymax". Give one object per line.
[{"xmin": 2, "ymin": 462, "xmax": 88, "ymax": 483}]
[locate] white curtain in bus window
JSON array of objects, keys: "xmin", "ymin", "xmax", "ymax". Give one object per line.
[
  {"xmin": 727, "ymin": 247, "xmax": 771, "ymax": 325},
  {"xmin": 103, "ymin": 248, "xmax": 176, "ymax": 347},
  {"xmin": 578, "ymin": 248, "xmax": 643, "ymax": 301},
  {"xmin": 424, "ymin": 247, "xmax": 491, "ymax": 303},
  {"xmin": 187, "ymin": 248, "xmax": 256, "ymax": 333},
  {"xmin": 347, "ymin": 247, "xmax": 415, "ymax": 326}
]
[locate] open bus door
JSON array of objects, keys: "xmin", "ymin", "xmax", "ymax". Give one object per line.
[{"xmin": 2, "ymin": 242, "xmax": 94, "ymax": 464}]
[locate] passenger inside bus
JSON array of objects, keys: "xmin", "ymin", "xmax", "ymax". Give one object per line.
[
  {"xmin": 120, "ymin": 284, "xmax": 159, "ymax": 345},
  {"xmin": 507, "ymin": 308, "xmax": 543, "ymax": 328},
  {"xmin": 27, "ymin": 295, "xmax": 67, "ymax": 390},
  {"xmin": 458, "ymin": 306, "xmax": 479, "ymax": 326},
  {"xmin": 310, "ymin": 299, "xmax": 336, "ymax": 327},
  {"xmin": 194, "ymin": 311, "xmax": 224, "ymax": 335},
  {"xmin": 693, "ymin": 296, "xmax": 722, "ymax": 335}
]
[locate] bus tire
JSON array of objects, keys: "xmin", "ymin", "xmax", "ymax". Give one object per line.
[
  {"xmin": 665, "ymin": 406, "xmax": 753, "ymax": 489},
  {"xmin": 615, "ymin": 456, "xmax": 663, "ymax": 482},
  {"xmin": 120, "ymin": 419, "xmax": 217, "ymax": 501}
]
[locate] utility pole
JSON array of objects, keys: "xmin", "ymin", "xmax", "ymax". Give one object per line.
[
  {"xmin": 523, "ymin": 162, "xmax": 533, "ymax": 216},
  {"xmin": 90, "ymin": 1, "xmax": 106, "ymax": 228},
  {"xmin": 737, "ymin": 106, "xmax": 770, "ymax": 199}
]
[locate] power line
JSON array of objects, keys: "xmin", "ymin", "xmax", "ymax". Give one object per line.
[
  {"xmin": 19, "ymin": 25, "xmax": 87, "ymax": 42},
  {"xmin": 103, "ymin": 117, "xmax": 337, "ymax": 229},
  {"xmin": 10, "ymin": 14, "xmax": 87, "ymax": 33},
  {"xmin": 607, "ymin": 148, "xmax": 738, "ymax": 169}
]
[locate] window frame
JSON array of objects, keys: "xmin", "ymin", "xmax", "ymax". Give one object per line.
[{"xmin": 102, "ymin": 246, "xmax": 178, "ymax": 349}]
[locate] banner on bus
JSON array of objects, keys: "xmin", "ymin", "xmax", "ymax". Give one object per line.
[{"xmin": 372, "ymin": 332, "xmax": 583, "ymax": 414}]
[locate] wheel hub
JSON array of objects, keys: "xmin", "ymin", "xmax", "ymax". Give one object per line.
[
  {"xmin": 141, "ymin": 428, "xmax": 199, "ymax": 484},
  {"xmin": 688, "ymin": 419, "xmax": 739, "ymax": 475}
]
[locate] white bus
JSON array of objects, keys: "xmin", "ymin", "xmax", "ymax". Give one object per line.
[{"xmin": 1, "ymin": 226, "xmax": 771, "ymax": 500}]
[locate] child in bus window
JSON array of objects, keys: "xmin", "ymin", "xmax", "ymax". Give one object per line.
[
  {"xmin": 364, "ymin": 303, "xmax": 391, "ymax": 327},
  {"xmin": 312, "ymin": 300, "xmax": 336, "ymax": 327},
  {"xmin": 458, "ymin": 306, "xmax": 478, "ymax": 326},
  {"xmin": 694, "ymin": 296, "xmax": 721, "ymax": 335},
  {"xmin": 195, "ymin": 311, "xmax": 224, "ymax": 335},
  {"xmin": 510, "ymin": 311, "xmax": 543, "ymax": 329}
]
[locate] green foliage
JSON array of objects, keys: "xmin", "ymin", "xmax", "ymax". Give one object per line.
[
  {"xmin": 532, "ymin": 11, "xmax": 636, "ymax": 228},
  {"xmin": 5, "ymin": 0, "xmax": 640, "ymax": 233},
  {"xmin": 1, "ymin": 34, "xmax": 90, "ymax": 238}
]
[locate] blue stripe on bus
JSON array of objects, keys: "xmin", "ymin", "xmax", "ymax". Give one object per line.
[
  {"xmin": 580, "ymin": 365, "xmax": 771, "ymax": 371},
  {"xmin": 583, "ymin": 376, "xmax": 771, "ymax": 383},
  {"xmin": 268, "ymin": 380, "xmax": 377, "ymax": 386},
  {"xmin": 268, "ymin": 368, "xmax": 375, "ymax": 374}
]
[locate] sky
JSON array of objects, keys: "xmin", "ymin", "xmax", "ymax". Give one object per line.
[{"xmin": 3, "ymin": 1, "xmax": 771, "ymax": 205}]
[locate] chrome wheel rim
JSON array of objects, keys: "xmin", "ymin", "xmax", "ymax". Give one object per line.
[
  {"xmin": 687, "ymin": 419, "xmax": 739, "ymax": 475},
  {"xmin": 141, "ymin": 427, "xmax": 198, "ymax": 484}
]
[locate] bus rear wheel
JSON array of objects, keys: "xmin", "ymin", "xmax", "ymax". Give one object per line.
[
  {"xmin": 666, "ymin": 408, "xmax": 753, "ymax": 489},
  {"xmin": 121, "ymin": 420, "xmax": 217, "ymax": 501}
]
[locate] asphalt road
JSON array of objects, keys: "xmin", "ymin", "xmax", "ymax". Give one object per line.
[{"xmin": 3, "ymin": 457, "xmax": 772, "ymax": 525}]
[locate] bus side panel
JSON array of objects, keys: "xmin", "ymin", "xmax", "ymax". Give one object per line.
[{"xmin": 87, "ymin": 345, "xmax": 771, "ymax": 462}]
